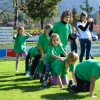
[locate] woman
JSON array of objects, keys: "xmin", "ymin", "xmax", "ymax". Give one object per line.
[{"xmin": 77, "ymin": 12, "xmax": 94, "ymax": 62}]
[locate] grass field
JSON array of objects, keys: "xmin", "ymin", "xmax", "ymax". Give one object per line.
[{"xmin": 0, "ymin": 58, "xmax": 100, "ymax": 100}]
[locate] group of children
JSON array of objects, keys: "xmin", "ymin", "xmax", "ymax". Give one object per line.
[{"xmin": 13, "ymin": 9, "xmax": 100, "ymax": 98}]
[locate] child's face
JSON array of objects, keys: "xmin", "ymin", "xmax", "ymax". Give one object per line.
[
  {"xmin": 63, "ymin": 16, "xmax": 70, "ymax": 22},
  {"xmin": 52, "ymin": 37, "xmax": 59, "ymax": 47},
  {"xmin": 82, "ymin": 16, "xmax": 87, "ymax": 22},
  {"xmin": 45, "ymin": 28, "xmax": 51, "ymax": 35},
  {"xmin": 19, "ymin": 27, "xmax": 25, "ymax": 35}
]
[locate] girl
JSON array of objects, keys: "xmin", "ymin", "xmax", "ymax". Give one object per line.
[
  {"xmin": 69, "ymin": 59, "xmax": 100, "ymax": 98},
  {"xmin": 30, "ymin": 24, "xmax": 53, "ymax": 79},
  {"xmin": 25, "ymin": 46, "xmax": 35, "ymax": 76},
  {"xmin": 51, "ymin": 52, "xmax": 79, "ymax": 90},
  {"xmin": 14, "ymin": 26, "xmax": 33, "ymax": 72},
  {"xmin": 49, "ymin": 9, "xmax": 78, "ymax": 55},
  {"xmin": 42, "ymin": 34, "xmax": 68, "ymax": 86},
  {"xmin": 77, "ymin": 12, "xmax": 94, "ymax": 62}
]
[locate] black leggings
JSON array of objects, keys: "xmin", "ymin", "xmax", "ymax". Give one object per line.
[
  {"xmin": 30, "ymin": 54, "xmax": 41, "ymax": 75},
  {"xmin": 71, "ymin": 74, "xmax": 90, "ymax": 92}
]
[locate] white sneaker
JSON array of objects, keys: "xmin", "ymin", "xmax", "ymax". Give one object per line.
[
  {"xmin": 16, "ymin": 70, "xmax": 18, "ymax": 72},
  {"xmin": 25, "ymin": 71, "xmax": 30, "ymax": 76}
]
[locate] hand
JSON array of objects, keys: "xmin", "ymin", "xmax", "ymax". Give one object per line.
[
  {"xmin": 58, "ymin": 57, "xmax": 64, "ymax": 62},
  {"xmin": 75, "ymin": 39, "xmax": 79, "ymax": 45},
  {"xmin": 88, "ymin": 18, "xmax": 94, "ymax": 22}
]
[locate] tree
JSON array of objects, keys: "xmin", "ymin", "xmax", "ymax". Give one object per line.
[
  {"xmin": 21, "ymin": 0, "xmax": 62, "ymax": 29},
  {"xmin": 80, "ymin": 0, "xmax": 94, "ymax": 18},
  {"xmin": 72, "ymin": 7, "xmax": 80, "ymax": 26}
]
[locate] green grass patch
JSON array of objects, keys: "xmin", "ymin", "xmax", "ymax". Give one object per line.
[{"xmin": 0, "ymin": 58, "xmax": 100, "ymax": 100}]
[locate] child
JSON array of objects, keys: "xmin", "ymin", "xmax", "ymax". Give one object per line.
[
  {"xmin": 14, "ymin": 26, "xmax": 33, "ymax": 72},
  {"xmin": 51, "ymin": 52, "xmax": 79, "ymax": 90},
  {"xmin": 70, "ymin": 27, "xmax": 80, "ymax": 53},
  {"xmin": 49, "ymin": 9, "xmax": 78, "ymax": 55},
  {"xmin": 77, "ymin": 12, "xmax": 94, "ymax": 62},
  {"xmin": 25, "ymin": 46, "xmax": 35, "ymax": 76},
  {"xmin": 69, "ymin": 59, "xmax": 100, "ymax": 98},
  {"xmin": 30, "ymin": 24, "xmax": 53, "ymax": 79},
  {"xmin": 42, "ymin": 33, "xmax": 68, "ymax": 86}
]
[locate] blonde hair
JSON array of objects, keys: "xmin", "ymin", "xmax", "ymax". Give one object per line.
[
  {"xmin": 44, "ymin": 23, "xmax": 53, "ymax": 33},
  {"xmin": 67, "ymin": 52, "xmax": 79, "ymax": 63},
  {"xmin": 17, "ymin": 26, "xmax": 25, "ymax": 36},
  {"xmin": 50, "ymin": 33, "xmax": 61, "ymax": 45}
]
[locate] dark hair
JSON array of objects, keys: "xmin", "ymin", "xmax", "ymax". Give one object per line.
[
  {"xmin": 61, "ymin": 9, "xmax": 73, "ymax": 23},
  {"xmin": 79, "ymin": 12, "xmax": 87, "ymax": 22}
]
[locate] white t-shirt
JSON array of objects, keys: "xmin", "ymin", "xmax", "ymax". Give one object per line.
[{"xmin": 77, "ymin": 22, "xmax": 92, "ymax": 39}]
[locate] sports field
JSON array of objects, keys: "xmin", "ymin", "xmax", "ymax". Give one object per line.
[{"xmin": 0, "ymin": 58, "xmax": 100, "ymax": 100}]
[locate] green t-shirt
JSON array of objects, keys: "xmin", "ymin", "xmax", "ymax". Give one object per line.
[
  {"xmin": 44, "ymin": 44, "xmax": 65, "ymax": 64},
  {"xmin": 28, "ymin": 47, "xmax": 35, "ymax": 57},
  {"xmin": 75, "ymin": 59, "xmax": 100, "ymax": 81},
  {"xmin": 51, "ymin": 59, "xmax": 75, "ymax": 78},
  {"xmin": 14, "ymin": 35, "xmax": 28, "ymax": 53},
  {"xmin": 35, "ymin": 33, "xmax": 50, "ymax": 55},
  {"xmin": 52, "ymin": 21, "xmax": 72, "ymax": 50}
]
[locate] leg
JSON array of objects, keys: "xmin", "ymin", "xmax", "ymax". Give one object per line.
[
  {"xmin": 86, "ymin": 40, "xmax": 91, "ymax": 60},
  {"xmin": 43, "ymin": 63, "xmax": 51, "ymax": 86},
  {"xmin": 16, "ymin": 53, "xmax": 20, "ymax": 72},
  {"xmin": 70, "ymin": 43, "xmax": 75, "ymax": 52},
  {"xmin": 30, "ymin": 54, "xmax": 41, "ymax": 76},
  {"xmin": 71, "ymin": 74, "xmax": 86, "ymax": 92},
  {"xmin": 25, "ymin": 53, "xmax": 30, "ymax": 72},
  {"xmin": 85, "ymin": 81, "xmax": 90, "ymax": 92},
  {"xmin": 75, "ymin": 44, "xmax": 77, "ymax": 53},
  {"xmin": 79, "ymin": 39, "xmax": 86, "ymax": 62}
]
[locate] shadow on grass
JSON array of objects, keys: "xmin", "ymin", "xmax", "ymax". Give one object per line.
[
  {"xmin": 0, "ymin": 83, "xmax": 43, "ymax": 92},
  {"xmin": 41, "ymin": 91, "xmax": 89, "ymax": 100}
]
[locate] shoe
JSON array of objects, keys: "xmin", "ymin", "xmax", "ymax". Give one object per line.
[
  {"xmin": 40, "ymin": 76, "xmax": 44, "ymax": 82},
  {"xmin": 30, "ymin": 75, "xmax": 34, "ymax": 80},
  {"xmin": 25, "ymin": 71, "xmax": 30, "ymax": 76},
  {"xmin": 68, "ymin": 80, "xmax": 73, "ymax": 90},
  {"xmin": 91, "ymin": 56, "xmax": 94, "ymax": 59},
  {"xmin": 43, "ymin": 81, "xmax": 47, "ymax": 86},
  {"xmin": 16, "ymin": 70, "xmax": 18, "ymax": 72}
]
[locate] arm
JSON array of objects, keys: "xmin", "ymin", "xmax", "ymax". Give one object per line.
[
  {"xmin": 72, "ymin": 72, "xmax": 77, "ymax": 84},
  {"xmin": 63, "ymin": 51, "xmax": 68, "ymax": 57},
  {"xmin": 51, "ymin": 54, "xmax": 64, "ymax": 61},
  {"xmin": 57, "ymin": 74, "xmax": 63, "ymax": 89},
  {"xmin": 26, "ymin": 33, "xmax": 33, "ymax": 38},
  {"xmin": 38, "ymin": 45, "xmax": 45, "ymax": 58},
  {"xmin": 90, "ymin": 76, "xmax": 97, "ymax": 98},
  {"xmin": 89, "ymin": 22, "xmax": 93, "ymax": 32},
  {"xmin": 78, "ymin": 22, "xmax": 90, "ymax": 31}
]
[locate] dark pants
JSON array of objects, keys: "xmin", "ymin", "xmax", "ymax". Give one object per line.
[
  {"xmin": 25, "ymin": 53, "xmax": 30, "ymax": 72},
  {"xmin": 79, "ymin": 39, "xmax": 91, "ymax": 62},
  {"xmin": 30, "ymin": 54, "xmax": 41, "ymax": 75},
  {"xmin": 71, "ymin": 74, "xmax": 90, "ymax": 92},
  {"xmin": 70, "ymin": 42, "xmax": 77, "ymax": 53}
]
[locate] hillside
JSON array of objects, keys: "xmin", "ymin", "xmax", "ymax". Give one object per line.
[
  {"xmin": 58, "ymin": 0, "xmax": 100, "ymax": 15},
  {"xmin": 0, "ymin": 0, "xmax": 100, "ymax": 15}
]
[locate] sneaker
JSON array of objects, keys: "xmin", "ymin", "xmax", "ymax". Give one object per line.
[
  {"xmin": 43, "ymin": 81, "xmax": 47, "ymax": 86},
  {"xmin": 30, "ymin": 75, "xmax": 34, "ymax": 80},
  {"xmin": 40, "ymin": 76, "xmax": 44, "ymax": 82},
  {"xmin": 91, "ymin": 56, "xmax": 94, "ymax": 59},
  {"xmin": 16, "ymin": 70, "xmax": 18, "ymax": 72},
  {"xmin": 25, "ymin": 71, "xmax": 30, "ymax": 76},
  {"xmin": 68, "ymin": 80, "xmax": 73, "ymax": 90}
]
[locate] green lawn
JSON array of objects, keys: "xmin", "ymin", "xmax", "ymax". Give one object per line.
[{"xmin": 0, "ymin": 58, "xmax": 100, "ymax": 100}]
